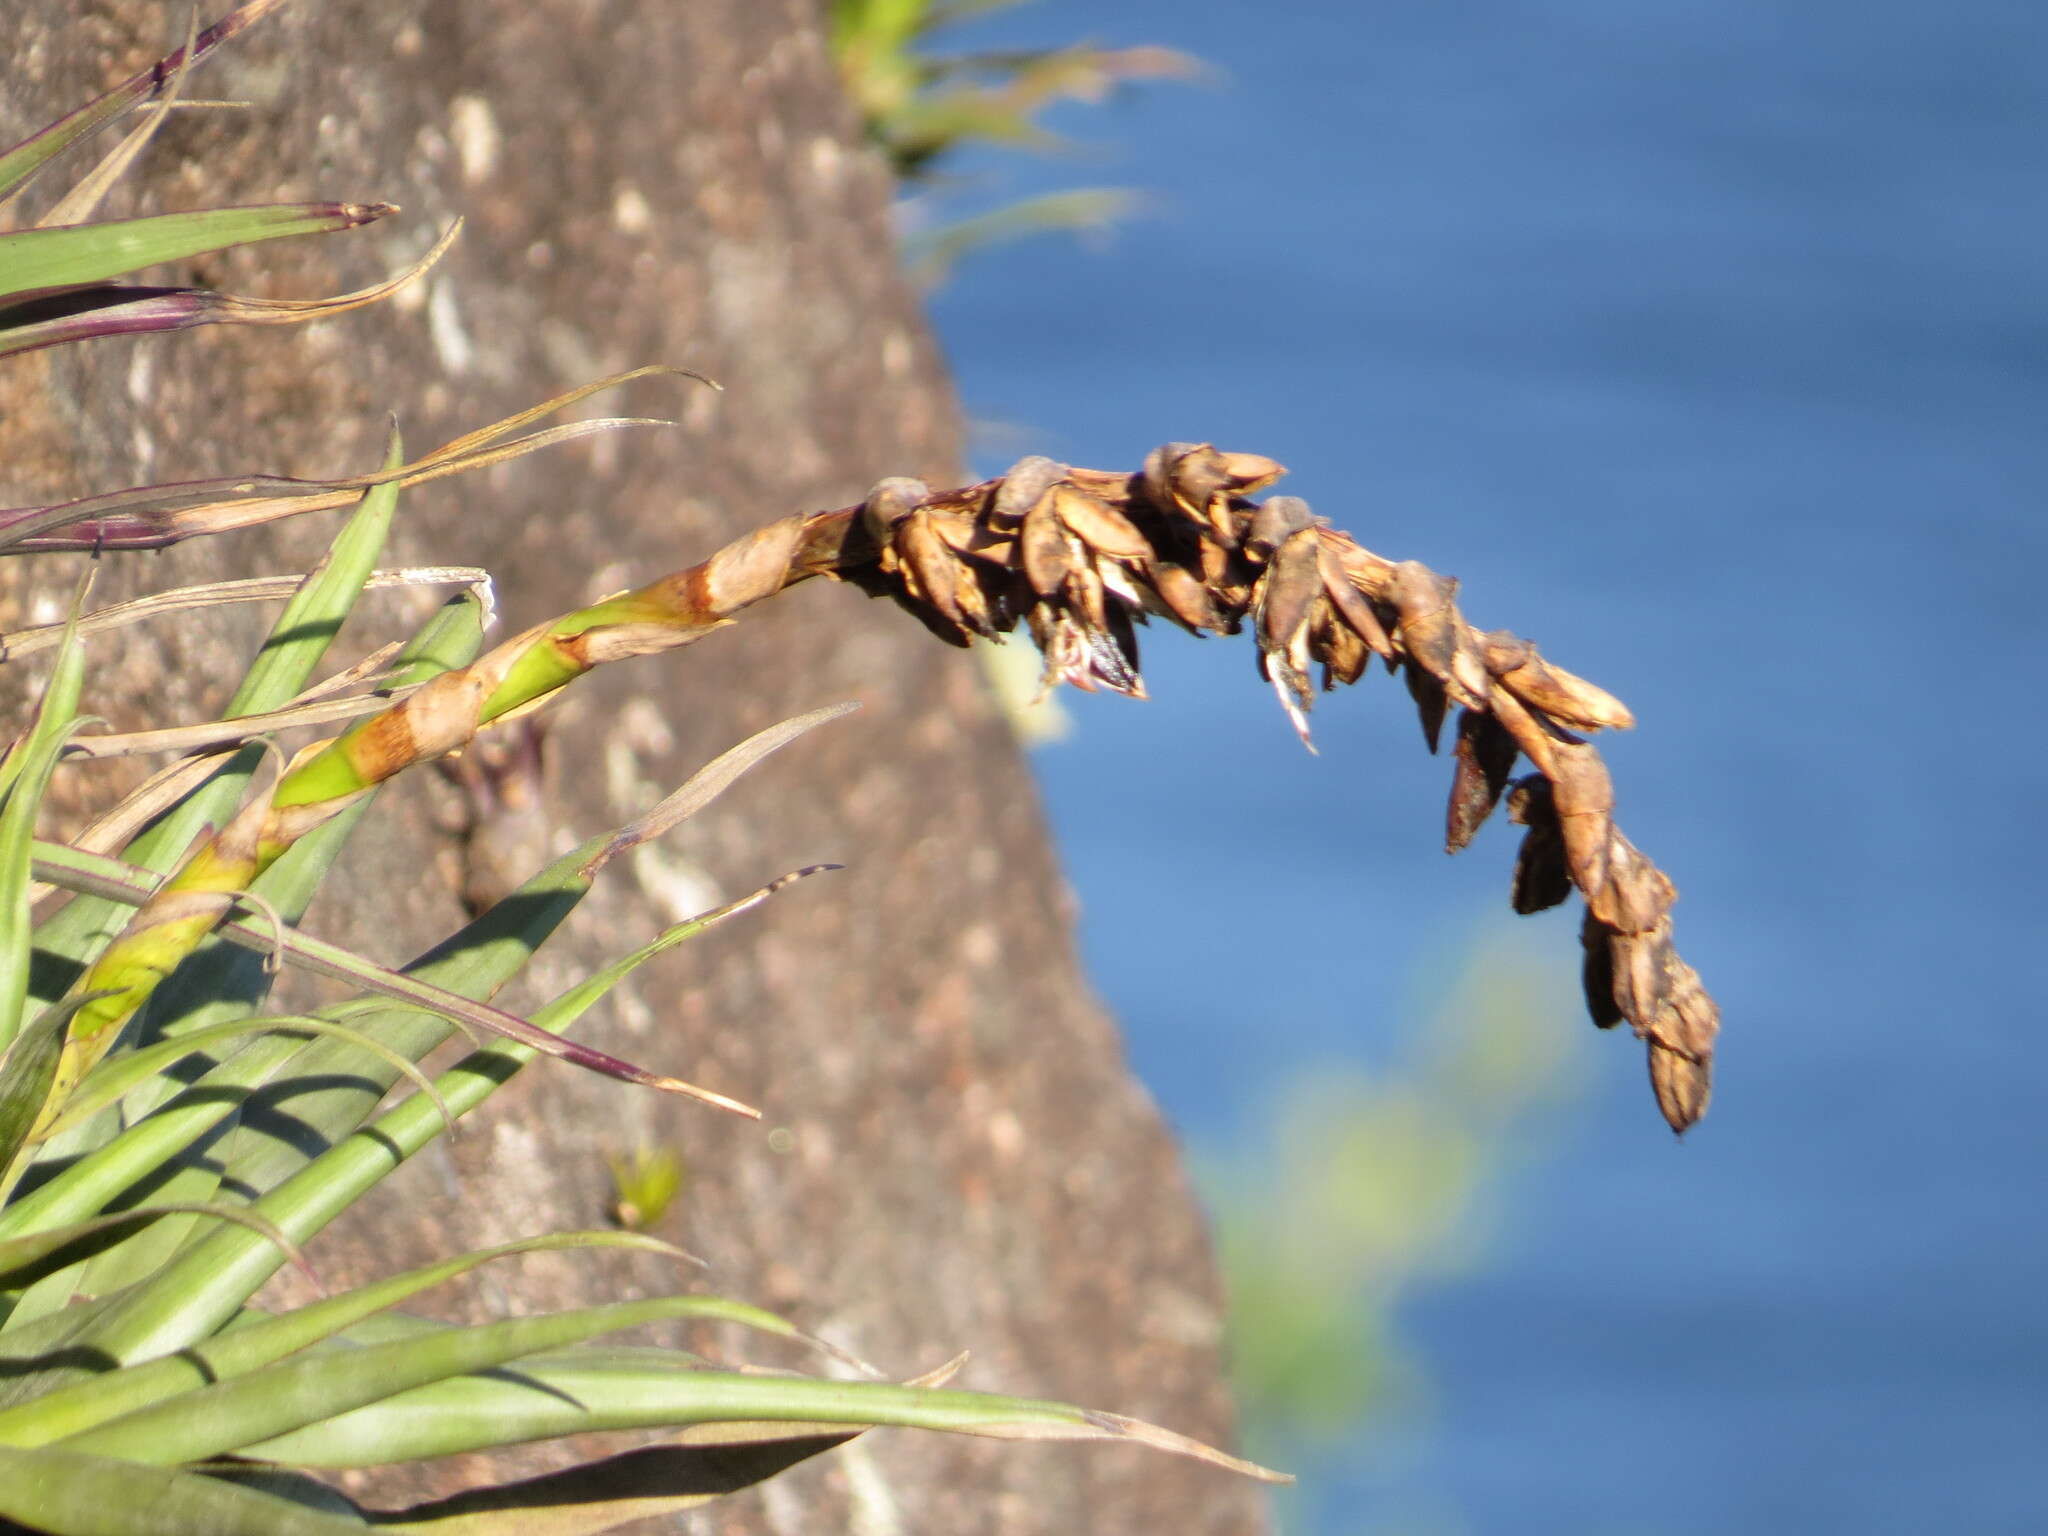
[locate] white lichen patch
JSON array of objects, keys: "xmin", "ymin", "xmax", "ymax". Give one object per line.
[
  {"xmin": 448, "ymin": 94, "xmax": 500, "ymax": 184},
  {"xmin": 427, "ymin": 280, "xmax": 474, "ymax": 376},
  {"xmin": 612, "ymin": 183, "xmax": 652, "ymax": 235}
]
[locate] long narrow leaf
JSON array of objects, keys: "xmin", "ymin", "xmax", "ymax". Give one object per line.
[
  {"xmin": 0, "ymin": 203, "xmax": 395, "ymax": 300},
  {"xmin": 26, "ymin": 842, "xmax": 745, "ymax": 1105},
  {"xmin": 35, "ymin": 1013, "xmax": 457, "ymax": 1147},
  {"xmin": 58, "ymin": 705, "xmax": 843, "ymax": 1368},
  {"xmin": 352, "ymin": 1362, "xmax": 950, "ymax": 1533},
  {"xmin": 79, "ymin": 870, "xmax": 830, "ymax": 1370},
  {"xmin": 0, "ymin": 1444, "xmax": 367, "ymax": 1536},
  {"xmin": 58, "ymin": 1296, "xmax": 750, "ymax": 1465},
  {"xmin": 1, "ymin": 600, "xmax": 485, "ymax": 1311},
  {"xmin": 0, "ymin": 564, "xmax": 485, "ymax": 664},
  {"xmin": 0, "ymin": 577, "xmax": 88, "ymax": 1052},
  {"xmin": 0, "ymin": 1231, "xmax": 687, "ymax": 1447},
  {"xmin": 0, "ymin": 221, "xmax": 459, "ymax": 362},
  {"xmin": 0, "ymin": 1001, "xmax": 81, "ymax": 1183},
  {"xmin": 36, "ymin": 10, "xmax": 202, "ymax": 229},
  {"xmin": 32, "ymin": 700, "xmax": 852, "ymax": 1135},
  {"xmin": 60, "ymin": 879, "xmax": 600, "ymax": 1365},
  {"xmin": 58, "ymin": 683, "xmax": 428, "ymax": 761},
  {"xmin": 233, "ymin": 428, "xmax": 405, "ymax": 714},
  {"xmin": 0, "ymin": 989, "xmax": 370, "ymax": 1250},
  {"xmin": 229, "ymin": 1363, "xmax": 1286, "ymax": 1481},
  {"xmin": 0, "ymin": 368, "xmax": 690, "ymax": 554},
  {"xmin": 0, "ymin": 1203, "xmax": 304, "ymax": 1290}
]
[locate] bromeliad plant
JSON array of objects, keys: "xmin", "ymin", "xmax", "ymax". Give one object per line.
[
  {"xmin": 0, "ymin": 5, "xmax": 1720, "ymax": 1531},
  {"xmin": 0, "ymin": 12, "xmax": 1287, "ymax": 1533}
]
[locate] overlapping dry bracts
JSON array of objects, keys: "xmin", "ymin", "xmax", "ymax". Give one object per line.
[
  {"xmin": 800, "ymin": 444, "xmax": 1720, "ymax": 1131},
  {"xmin": 58, "ymin": 444, "xmax": 1714, "ymax": 1135}
]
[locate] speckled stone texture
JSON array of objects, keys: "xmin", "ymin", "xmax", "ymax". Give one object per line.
[{"xmin": 1, "ymin": 4, "xmax": 1266, "ymax": 1532}]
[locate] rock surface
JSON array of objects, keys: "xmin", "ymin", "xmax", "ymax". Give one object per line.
[{"xmin": 1, "ymin": 3, "xmax": 1266, "ymax": 1531}]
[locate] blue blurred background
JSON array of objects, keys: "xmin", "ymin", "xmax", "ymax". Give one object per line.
[{"xmin": 910, "ymin": 2, "xmax": 2048, "ymax": 1531}]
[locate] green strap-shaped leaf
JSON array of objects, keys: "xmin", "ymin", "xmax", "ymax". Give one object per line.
[
  {"xmin": 0, "ymin": 578, "xmax": 87, "ymax": 1053},
  {"xmin": 228, "ymin": 1361, "xmax": 1286, "ymax": 1481},
  {"xmin": 39, "ymin": 1012, "xmax": 455, "ymax": 1148},
  {"xmin": 0, "ymin": 1002, "xmax": 74, "ymax": 1185},
  {"xmin": 0, "ymin": 227, "xmax": 455, "ymax": 361},
  {"xmin": 57, "ymin": 1296, "xmax": 754, "ymax": 1465},
  {"xmin": 0, "ymin": 986, "xmax": 366, "ymax": 1250},
  {"xmin": 64, "ymin": 860, "xmax": 596, "ymax": 1369},
  {"xmin": 0, "ymin": 1231, "xmax": 686, "ymax": 1447},
  {"xmin": 54, "ymin": 862, "xmax": 816, "ymax": 1374},
  {"xmin": 0, "ymin": 1444, "xmax": 367, "ymax": 1536},
  {"xmin": 1, "ymin": 592, "xmax": 481, "ymax": 1320},
  {"xmin": 68, "ymin": 712, "xmax": 844, "ymax": 1369},
  {"xmin": 0, "ymin": 1203, "xmax": 303, "ymax": 1290},
  {"xmin": 0, "ymin": 203, "xmax": 393, "ymax": 301},
  {"xmin": 25, "ymin": 839, "xmax": 716, "ymax": 1100},
  {"xmin": 228, "ymin": 429, "xmax": 406, "ymax": 716}
]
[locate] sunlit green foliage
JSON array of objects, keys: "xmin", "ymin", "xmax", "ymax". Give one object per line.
[{"xmin": 827, "ymin": 0, "xmax": 1196, "ymax": 283}]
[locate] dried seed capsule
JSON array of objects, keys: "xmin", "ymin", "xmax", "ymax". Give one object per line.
[
  {"xmin": 1247, "ymin": 495, "xmax": 1316, "ymax": 558},
  {"xmin": 1096, "ymin": 604, "xmax": 1147, "ymax": 698},
  {"xmin": 1148, "ymin": 558, "xmax": 1226, "ymax": 632},
  {"xmin": 1403, "ymin": 660, "xmax": 1449, "ymax": 754},
  {"xmin": 860, "ymin": 477, "xmax": 931, "ymax": 544},
  {"xmin": 1649, "ymin": 1046, "xmax": 1711, "ymax": 1133},
  {"xmin": 1664, "ymin": 958, "xmax": 1721, "ymax": 1063},
  {"xmin": 1217, "ymin": 451, "xmax": 1287, "ymax": 495},
  {"xmin": 1051, "ymin": 483, "xmax": 1152, "ymax": 560},
  {"xmin": 1387, "ymin": 560, "xmax": 1459, "ymax": 677},
  {"xmin": 1506, "ymin": 775, "xmax": 1572, "ymax": 912},
  {"xmin": 1591, "ymin": 833, "xmax": 1677, "ymax": 935},
  {"xmin": 1071, "ymin": 562, "xmax": 1113, "ymax": 636},
  {"xmin": 1019, "ymin": 499, "xmax": 1073, "ymax": 597},
  {"xmin": 1491, "ymin": 640, "xmax": 1635, "ymax": 733},
  {"xmin": 1313, "ymin": 609, "xmax": 1371, "ymax": 687},
  {"xmin": 1167, "ymin": 443, "xmax": 1235, "ymax": 512},
  {"xmin": 1254, "ymin": 529, "xmax": 1322, "ymax": 658},
  {"xmin": 1141, "ymin": 442, "xmax": 1203, "ymax": 513},
  {"xmin": 993, "ymin": 456, "xmax": 1068, "ymax": 527},
  {"xmin": 1607, "ymin": 926, "xmax": 1675, "ymax": 1029},
  {"xmin": 1579, "ymin": 910, "xmax": 1625, "ymax": 1029},
  {"xmin": 1445, "ymin": 708, "xmax": 1519, "ymax": 853},
  {"xmin": 898, "ymin": 511, "xmax": 963, "ymax": 628},
  {"xmin": 1317, "ymin": 543, "xmax": 1395, "ymax": 658}
]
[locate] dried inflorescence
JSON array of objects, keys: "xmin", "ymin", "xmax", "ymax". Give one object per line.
[
  {"xmin": 766, "ymin": 445, "xmax": 1718, "ymax": 1131},
  {"xmin": 52, "ymin": 440, "xmax": 1715, "ymax": 1135}
]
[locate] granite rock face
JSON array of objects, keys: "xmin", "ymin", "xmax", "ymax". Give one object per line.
[{"xmin": 1, "ymin": 4, "xmax": 1265, "ymax": 1531}]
